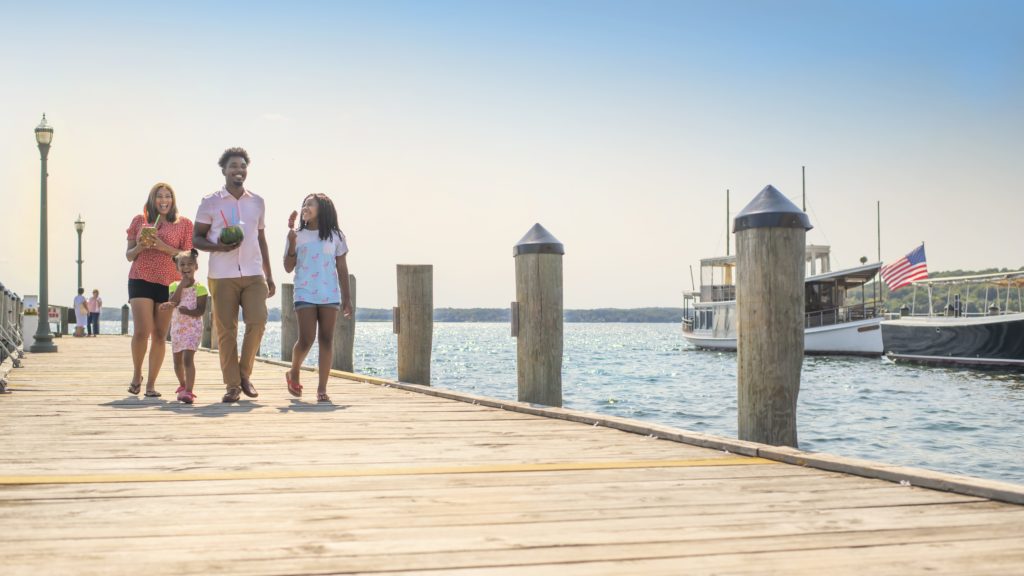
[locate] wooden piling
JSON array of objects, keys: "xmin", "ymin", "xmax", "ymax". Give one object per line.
[
  {"xmin": 396, "ymin": 265, "xmax": 432, "ymax": 385},
  {"xmin": 201, "ymin": 305, "xmax": 212, "ymax": 348},
  {"xmin": 332, "ymin": 275, "xmax": 356, "ymax": 372},
  {"xmin": 120, "ymin": 304, "xmax": 129, "ymax": 336},
  {"xmin": 208, "ymin": 303, "xmax": 218, "ymax": 351},
  {"xmin": 280, "ymin": 283, "xmax": 296, "ymax": 362},
  {"xmin": 734, "ymin": 185, "xmax": 811, "ymax": 448},
  {"xmin": 513, "ymin": 223, "xmax": 564, "ymax": 407}
]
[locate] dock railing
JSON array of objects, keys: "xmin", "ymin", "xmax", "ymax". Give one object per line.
[
  {"xmin": 0, "ymin": 281, "xmax": 26, "ymax": 390},
  {"xmin": 805, "ymin": 300, "xmax": 880, "ymax": 329},
  {"xmin": 700, "ymin": 284, "xmax": 736, "ymax": 303}
]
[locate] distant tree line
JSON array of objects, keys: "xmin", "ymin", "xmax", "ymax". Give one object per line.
[
  {"xmin": 262, "ymin": 307, "xmax": 685, "ymax": 323},
  {"xmin": 563, "ymin": 308, "xmax": 685, "ymax": 322}
]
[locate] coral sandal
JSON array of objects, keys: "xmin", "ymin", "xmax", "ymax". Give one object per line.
[{"xmin": 286, "ymin": 372, "xmax": 302, "ymax": 397}]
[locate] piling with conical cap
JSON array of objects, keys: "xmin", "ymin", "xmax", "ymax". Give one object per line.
[
  {"xmin": 734, "ymin": 185, "xmax": 812, "ymax": 448},
  {"xmin": 513, "ymin": 223, "xmax": 564, "ymax": 407}
]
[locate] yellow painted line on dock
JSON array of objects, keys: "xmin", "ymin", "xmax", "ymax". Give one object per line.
[{"xmin": 0, "ymin": 457, "xmax": 774, "ymax": 485}]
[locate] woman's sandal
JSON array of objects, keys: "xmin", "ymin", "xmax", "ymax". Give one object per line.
[
  {"xmin": 317, "ymin": 393, "xmax": 331, "ymax": 403},
  {"xmin": 128, "ymin": 382, "xmax": 141, "ymax": 395},
  {"xmin": 144, "ymin": 390, "xmax": 162, "ymax": 398},
  {"xmin": 177, "ymin": 390, "xmax": 195, "ymax": 404},
  {"xmin": 286, "ymin": 372, "xmax": 303, "ymax": 397}
]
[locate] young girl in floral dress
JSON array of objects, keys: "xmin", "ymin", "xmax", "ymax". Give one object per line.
[{"xmin": 160, "ymin": 249, "xmax": 208, "ymax": 404}]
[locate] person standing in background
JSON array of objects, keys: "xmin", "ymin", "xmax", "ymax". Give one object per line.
[
  {"xmin": 87, "ymin": 289, "xmax": 102, "ymax": 336},
  {"xmin": 73, "ymin": 288, "xmax": 87, "ymax": 337}
]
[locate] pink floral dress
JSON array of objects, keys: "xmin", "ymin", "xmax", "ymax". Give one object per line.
[{"xmin": 169, "ymin": 281, "xmax": 207, "ymax": 353}]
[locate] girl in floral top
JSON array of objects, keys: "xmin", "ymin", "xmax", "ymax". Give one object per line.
[
  {"xmin": 124, "ymin": 182, "xmax": 193, "ymax": 398},
  {"xmin": 283, "ymin": 193, "xmax": 352, "ymax": 403},
  {"xmin": 160, "ymin": 249, "xmax": 208, "ymax": 404}
]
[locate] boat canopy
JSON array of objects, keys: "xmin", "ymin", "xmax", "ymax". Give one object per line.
[
  {"xmin": 909, "ymin": 270, "xmax": 1024, "ymax": 288},
  {"xmin": 699, "ymin": 255, "xmax": 737, "ymax": 302},
  {"xmin": 806, "ymin": 262, "xmax": 882, "ymax": 286},
  {"xmin": 699, "ymin": 255, "xmax": 736, "ymax": 267}
]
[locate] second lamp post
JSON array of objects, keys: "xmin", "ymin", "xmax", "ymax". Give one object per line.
[{"xmin": 74, "ymin": 215, "xmax": 85, "ymax": 289}]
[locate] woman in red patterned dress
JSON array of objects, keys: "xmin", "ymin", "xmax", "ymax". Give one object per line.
[{"xmin": 125, "ymin": 183, "xmax": 194, "ymax": 397}]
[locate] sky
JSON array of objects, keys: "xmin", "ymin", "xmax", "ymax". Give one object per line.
[{"xmin": 1, "ymin": 0, "xmax": 1022, "ymax": 310}]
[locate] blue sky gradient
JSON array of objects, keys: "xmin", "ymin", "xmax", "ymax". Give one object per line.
[{"xmin": 1, "ymin": 1, "xmax": 1022, "ymax": 308}]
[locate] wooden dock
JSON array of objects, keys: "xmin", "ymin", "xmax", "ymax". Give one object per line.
[{"xmin": 2, "ymin": 337, "xmax": 1024, "ymax": 575}]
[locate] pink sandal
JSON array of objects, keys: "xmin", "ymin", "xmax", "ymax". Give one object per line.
[
  {"xmin": 285, "ymin": 372, "xmax": 302, "ymax": 397},
  {"xmin": 177, "ymin": 390, "xmax": 195, "ymax": 404}
]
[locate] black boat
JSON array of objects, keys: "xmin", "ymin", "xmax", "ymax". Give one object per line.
[{"xmin": 881, "ymin": 271, "xmax": 1024, "ymax": 367}]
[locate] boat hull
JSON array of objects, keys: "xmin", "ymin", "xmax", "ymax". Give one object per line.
[
  {"xmin": 682, "ymin": 317, "xmax": 883, "ymax": 356},
  {"xmin": 806, "ymin": 318, "xmax": 883, "ymax": 355},
  {"xmin": 881, "ymin": 314, "xmax": 1024, "ymax": 367}
]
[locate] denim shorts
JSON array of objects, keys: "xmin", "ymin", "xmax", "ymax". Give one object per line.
[{"xmin": 294, "ymin": 301, "xmax": 341, "ymax": 311}]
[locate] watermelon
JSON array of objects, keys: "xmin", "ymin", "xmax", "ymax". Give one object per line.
[{"xmin": 219, "ymin": 225, "xmax": 244, "ymax": 245}]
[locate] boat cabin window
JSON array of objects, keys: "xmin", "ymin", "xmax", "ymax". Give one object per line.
[
  {"xmin": 805, "ymin": 282, "xmax": 837, "ymax": 312},
  {"xmin": 700, "ymin": 259, "xmax": 736, "ymax": 302}
]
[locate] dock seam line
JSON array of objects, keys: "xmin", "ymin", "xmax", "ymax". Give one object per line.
[{"xmin": 0, "ymin": 457, "xmax": 774, "ymax": 485}]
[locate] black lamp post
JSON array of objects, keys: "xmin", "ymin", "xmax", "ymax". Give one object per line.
[
  {"xmin": 31, "ymin": 114, "xmax": 57, "ymax": 353},
  {"xmin": 74, "ymin": 215, "xmax": 85, "ymax": 290}
]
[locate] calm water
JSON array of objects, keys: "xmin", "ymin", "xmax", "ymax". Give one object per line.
[{"xmin": 103, "ymin": 321, "xmax": 1024, "ymax": 485}]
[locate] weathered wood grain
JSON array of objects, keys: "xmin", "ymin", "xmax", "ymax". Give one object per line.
[
  {"xmin": 396, "ymin": 264, "xmax": 432, "ymax": 385},
  {"xmin": 1, "ymin": 337, "xmax": 1022, "ymax": 575}
]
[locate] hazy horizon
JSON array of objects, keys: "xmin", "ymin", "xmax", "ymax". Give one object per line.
[{"xmin": 2, "ymin": 1, "xmax": 1022, "ymax": 310}]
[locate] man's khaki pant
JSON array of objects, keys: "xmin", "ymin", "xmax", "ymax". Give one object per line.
[{"xmin": 208, "ymin": 276, "xmax": 268, "ymax": 391}]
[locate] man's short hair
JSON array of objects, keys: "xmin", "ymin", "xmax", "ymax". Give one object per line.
[{"xmin": 218, "ymin": 147, "xmax": 250, "ymax": 169}]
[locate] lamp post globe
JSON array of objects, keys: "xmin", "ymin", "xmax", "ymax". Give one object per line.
[
  {"xmin": 75, "ymin": 215, "xmax": 85, "ymax": 290},
  {"xmin": 31, "ymin": 114, "xmax": 57, "ymax": 353}
]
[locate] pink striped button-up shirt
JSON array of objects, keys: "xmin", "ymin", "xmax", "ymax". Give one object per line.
[{"xmin": 195, "ymin": 187, "xmax": 266, "ymax": 279}]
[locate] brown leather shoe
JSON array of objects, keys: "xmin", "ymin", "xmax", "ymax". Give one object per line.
[
  {"xmin": 240, "ymin": 377, "xmax": 259, "ymax": 398},
  {"xmin": 222, "ymin": 388, "xmax": 241, "ymax": 403}
]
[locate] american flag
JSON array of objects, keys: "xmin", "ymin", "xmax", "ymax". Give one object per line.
[{"xmin": 881, "ymin": 244, "xmax": 929, "ymax": 291}]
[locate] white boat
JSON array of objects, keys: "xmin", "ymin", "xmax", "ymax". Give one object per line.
[{"xmin": 682, "ymin": 245, "xmax": 884, "ymax": 356}]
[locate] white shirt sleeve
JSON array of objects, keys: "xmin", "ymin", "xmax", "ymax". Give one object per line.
[{"xmin": 334, "ymin": 232, "xmax": 349, "ymax": 257}]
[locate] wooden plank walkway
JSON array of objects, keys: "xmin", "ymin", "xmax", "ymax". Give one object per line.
[{"xmin": 2, "ymin": 337, "xmax": 1024, "ymax": 575}]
